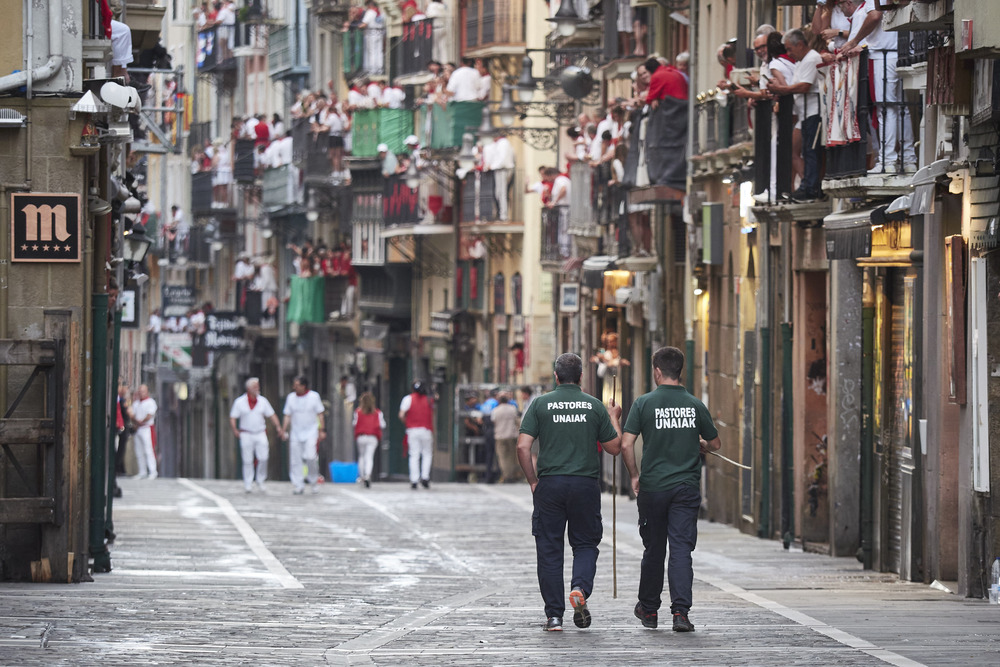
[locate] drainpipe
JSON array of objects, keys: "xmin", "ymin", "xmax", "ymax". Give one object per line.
[
  {"xmin": 88, "ymin": 294, "xmax": 111, "ymax": 573},
  {"xmin": 861, "ymin": 290, "xmax": 874, "ymax": 569},
  {"xmin": 684, "ymin": 0, "xmax": 698, "ymax": 393},
  {"xmin": 781, "ymin": 222, "xmax": 794, "ymax": 548},
  {"xmin": 0, "ymin": 0, "xmax": 64, "ymax": 93}
]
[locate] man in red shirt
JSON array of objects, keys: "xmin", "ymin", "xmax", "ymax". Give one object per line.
[{"xmin": 645, "ymin": 57, "xmax": 688, "ymax": 108}]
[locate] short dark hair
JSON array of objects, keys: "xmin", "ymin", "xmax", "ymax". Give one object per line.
[
  {"xmin": 644, "ymin": 57, "xmax": 661, "ymax": 74},
  {"xmin": 554, "ymin": 353, "xmax": 583, "ymax": 384},
  {"xmin": 294, "ymin": 375, "xmax": 310, "ymax": 389},
  {"xmin": 652, "ymin": 346, "xmax": 685, "ymax": 382},
  {"xmin": 766, "ymin": 31, "xmax": 787, "ymax": 60}
]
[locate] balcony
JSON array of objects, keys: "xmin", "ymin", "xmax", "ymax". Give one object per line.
[
  {"xmin": 351, "ymin": 169, "xmax": 385, "ymax": 266},
  {"xmin": 540, "ymin": 206, "xmax": 570, "ymax": 265},
  {"xmin": 568, "ymin": 162, "xmax": 649, "ymax": 261},
  {"xmin": 384, "ymin": 175, "xmax": 421, "ymax": 226},
  {"xmin": 261, "ymin": 164, "xmax": 302, "ymax": 211},
  {"xmin": 287, "ymin": 275, "xmax": 326, "ymax": 324},
  {"xmin": 425, "ymin": 102, "xmax": 485, "ymax": 150},
  {"xmin": 351, "ymin": 109, "xmax": 415, "ymax": 158},
  {"xmin": 269, "ymin": 23, "xmax": 310, "ymax": 81},
  {"xmin": 459, "ymin": 169, "xmax": 523, "ymax": 225},
  {"xmin": 464, "ymin": 0, "xmax": 525, "ymax": 57},
  {"xmin": 343, "ymin": 26, "xmax": 386, "ymax": 79},
  {"xmin": 395, "ymin": 19, "xmax": 435, "ymax": 79}
]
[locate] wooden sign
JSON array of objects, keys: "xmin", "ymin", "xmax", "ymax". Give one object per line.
[{"xmin": 11, "ymin": 193, "xmax": 82, "ymax": 263}]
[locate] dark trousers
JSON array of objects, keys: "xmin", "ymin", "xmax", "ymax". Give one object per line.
[
  {"xmin": 637, "ymin": 484, "xmax": 701, "ymax": 615},
  {"xmin": 115, "ymin": 429, "xmax": 129, "ymax": 475},
  {"xmin": 532, "ymin": 475, "xmax": 603, "ymax": 619},
  {"xmin": 801, "ymin": 114, "xmax": 823, "ymax": 195}
]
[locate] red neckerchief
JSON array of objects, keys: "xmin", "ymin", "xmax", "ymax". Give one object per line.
[
  {"xmin": 248, "ymin": 394, "xmax": 258, "ymax": 411},
  {"xmin": 776, "ymin": 54, "xmax": 795, "ymax": 63}
]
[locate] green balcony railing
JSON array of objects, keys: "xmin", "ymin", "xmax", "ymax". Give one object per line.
[
  {"xmin": 351, "ymin": 108, "xmax": 415, "ymax": 157},
  {"xmin": 287, "ymin": 275, "xmax": 326, "ymax": 324},
  {"xmin": 427, "ymin": 101, "xmax": 485, "ymax": 150}
]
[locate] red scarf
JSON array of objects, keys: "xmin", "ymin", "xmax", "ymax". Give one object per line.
[
  {"xmin": 97, "ymin": 0, "xmax": 113, "ymax": 38},
  {"xmin": 248, "ymin": 394, "xmax": 258, "ymax": 411}
]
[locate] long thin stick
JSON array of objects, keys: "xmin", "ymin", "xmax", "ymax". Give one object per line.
[
  {"xmin": 611, "ymin": 371, "xmax": 617, "ymax": 599},
  {"xmin": 709, "ymin": 450, "xmax": 752, "ymax": 470}
]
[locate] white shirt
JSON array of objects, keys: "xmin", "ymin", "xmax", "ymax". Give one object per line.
[
  {"xmin": 486, "ymin": 137, "xmax": 515, "ymax": 170},
  {"xmin": 791, "ymin": 49, "xmax": 824, "ymax": 120},
  {"xmin": 381, "ymin": 86, "xmax": 406, "ymax": 109},
  {"xmin": 283, "ymin": 390, "xmax": 325, "ymax": 440},
  {"xmin": 321, "ymin": 107, "xmax": 347, "ymax": 135},
  {"xmin": 265, "ymin": 137, "xmax": 293, "ymax": 167},
  {"xmin": 476, "ymin": 73, "xmax": 492, "ymax": 101},
  {"xmin": 367, "ymin": 83, "xmax": 383, "ymax": 100},
  {"xmin": 830, "ymin": 5, "xmax": 851, "ymax": 50},
  {"xmin": 110, "ymin": 20, "xmax": 134, "ymax": 67},
  {"xmin": 348, "ymin": 88, "xmax": 372, "ymax": 109},
  {"xmin": 551, "ymin": 174, "xmax": 571, "ymax": 205},
  {"xmin": 447, "ymin": 66, "xmax": 481, "ymax": 102},
  {"xmin": 217, "ymin": 5, "xmax": 236, "ymax": 26},
  {"xmin": 148, "ymin": 313, "xmax": 161, "ymax": 333},
  {"xmin": 848, "ymin": 0, "xmax": 895, "ymax": 53},
  {"xmin": 230, "ymin": 394, "xmax": 276, "ymax": 433},
  {"xmin": 132, "ymin": 397, "xmax": 157, "ymax": 429}
]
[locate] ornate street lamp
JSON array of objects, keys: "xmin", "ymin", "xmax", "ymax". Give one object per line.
[
  {"xmin": 547, "ymin": 1, "xmax": 584, "ymax": 38},
  {"xmin": 122, "ymin": 226, "xmax": 152, "ymax": 264}
]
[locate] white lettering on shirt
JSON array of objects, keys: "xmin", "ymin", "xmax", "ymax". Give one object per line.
[
  {"xmin": 654, "ymin": 407, "xmax": 697, "ymax": 430},
  {"xmin": 552, "ymin": 414, "xmax": 587, "ymax": 423}
]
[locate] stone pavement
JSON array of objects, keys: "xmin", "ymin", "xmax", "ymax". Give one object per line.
[{"xmin": 1, "ymin": 477, "xmax": 999, "ymax": 666}]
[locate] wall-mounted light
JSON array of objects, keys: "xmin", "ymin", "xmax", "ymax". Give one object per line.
[
  {"xmin": 457, "ymin": 133, "xmax": 477, "ymax": 172},
  {"xmin": 516, "ymin": 55, "xmax": 537, "ymax": 103},
  {"xmin": 122, "ymin": 226, "xmax": 152, "ymax": 264},
  {"xmin": 547, "ymin": 0, "xmax": 583, "ymax": 38},
  {"xmin": 498, "ymin": 86, "xmax": 518, "ymax": 128}
]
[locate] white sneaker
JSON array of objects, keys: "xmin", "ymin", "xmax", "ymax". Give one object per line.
[
  {"xmin": 311, "ymin": 484, "xmax": 320, "ymax": 494},
  {"xmin": 256, "ymin": 481, "xmax": 266, "ymax": 492},
  {"xmin": 752, "ymin": 191, "xmax": 770, "ymax": 204},
  {"xmin": 147, "ymin": 472, "xmax": 158, "ymax": 480}
]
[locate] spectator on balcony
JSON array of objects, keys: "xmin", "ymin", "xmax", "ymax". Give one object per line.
[
  {"xmin": 339, "ymin": 245, "xmax": 357, "ymax": 320},
  {"xmin": 426, "ymin": 0, "xmax": 451, "ymax": 65},
  {"xmin": 264, "ymin": 126, "xmax": 294, "ymax": 167},
  {"xmin": 816, "ymin": 0, "xmax": 850, "ymax": 53},
  {"xmin": 400, "ymin": 0, "xmax": 419, "ymax": 22},
  {"xmin": 446, "ymin": 58, "xmax": 481, "ymax": 103},
  {"xmin": 367, "ymin": 79, "xmax": 384, "ymax": 102},
  {"xmin": 645, "ymin": 57, "xmax": 688, "ymax": 108},
  {"xmin": 109, "ymin": 19, "xmax": 133, "ymax": 83},
  {"xmin": 839, "ymin": 0, "xmax": 916, "ymax": 173},
  {"xmin": 271, "ymin": 113, "xmax": 285, "ymax": 138},
  {"xmin": 361, "ymin": 0, "xmax": 385, "ymax": 74},
  {"xmin": 381, "ymin": 81, "xmax": 407, "ymax": 109},
  {"xmin": 215, "ymin": 1, "xmax": 237, "ymax": 51},
  {"xmin": 717, "ymin": 41, "xmax": 737, "ymax": 89},
  {"xmin": 525, "ymin": 166, "xmax": 553, "ymax": 205},
  {"xmin": 475, "ymin": 58, "xmax": 492, "ymax": 101},
  {"xmin": 377, "ymin": 144, "xmax": 400, "ymax": 179},
  {"xmin": 172, "ymin": 205, "xmax": 190, "ymax": 255},
  {"xmin": 731, "ymin": 33, "xmax": 773, "ymax": 103},
  {"xmin": 252, "ymin": 114, "xmax": 270, "ymax": 148},
  {"xmin": 194, "ymin": 2, "xmax": 209, "ymax": 29},
  {"xmin": 768, "ymin": 30, "xmax": 824, "ymax": 202},
  {"xmin": 210, "ymin": 138, "xmax": 233, "ymax": 208},
  {"xmin": 347, "ymin": 78, "xmax": 375, "ymax": 111},
  {"xmin": 484, "ymin": 133, "xmax": 515, "ymax": 221}
]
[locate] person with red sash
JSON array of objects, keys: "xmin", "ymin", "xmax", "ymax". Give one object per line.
[
  {"xmin": 398, "ymin": 380, "xmax": 435, "ymax": 489},
  {"xmin": 230, "ymin": 377, "xmax": 284, "ymax": 493},
  {"xmin": 354, "ymin": 392, "xmax": 386, "ymax": 488}
]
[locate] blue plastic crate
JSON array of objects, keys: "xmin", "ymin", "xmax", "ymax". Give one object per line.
[{"xmin": 329, "ymin": 461, "xmax": 359, "ymax": 483}]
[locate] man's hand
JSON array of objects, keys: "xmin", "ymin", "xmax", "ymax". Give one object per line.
[
  {"xmin": 630, "ymin": 476, "xmax": 640, "ymax": 497},
  {"xmin": 607, "ymin": 399, "xmax": 622, "ymax": 422},
  {"xmin": 529, "ymin": 480, "xmax": 538, "ymax": 494}
]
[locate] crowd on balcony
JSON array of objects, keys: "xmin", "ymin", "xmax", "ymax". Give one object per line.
[
  {"xmin": 414, "ymin": 58, "xmax": 493, "ymax": 109},
  {"xmin": 148, "ymin": 302, "xmax": 216, "ymax": 336},
  {"xmin": 234, "ymin": 253, "xmax": 280, "ymax": 321},
  {"xmin": 285, "ymin": 239, "xmax": 358, "ymax": 320},
  {"xmin": 716, "ymin": 0, "xmax": 917, "ymax": 203}
]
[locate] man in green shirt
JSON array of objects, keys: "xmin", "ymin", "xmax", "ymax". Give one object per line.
[
  {"xmin": 517, "ymin": 353, "xmax": 623, "ymax": 632},
  {"xmin": 622, "ymin": 346, "xmax": 721, "ymax": 632}
]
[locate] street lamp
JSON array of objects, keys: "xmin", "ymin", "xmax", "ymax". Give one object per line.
[
  {"xmin": 457, "ymin": 133, "xmax": 477, "ymax": 171},
  {"xmin": 497, "ymin": 86, "xmax": 518, "ymax": 128},
  {"xmin": 405, "ymin": 157, "xmax": 421, "ymax": 190},
  {"xmin": 547, "ymin": 1, "xmax": 583, "ymax": 38},
  {"xmin": 122, "ymin": 226, "xmax": 152, "ymax": 264},
  {"xmin": 516, "ymin": 55, "xmax": 538, "ymax": 103}
]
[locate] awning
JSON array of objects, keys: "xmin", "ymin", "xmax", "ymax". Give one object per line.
[
  {"xmin": 381, "ymin": 223, "xmax": 455, "ymax": 238},
  {"xmin": 823, "ymin": 207, "xmax": 878, "ymax": 260},
  {"xmin": 582, "ymin": 255, "xmax": 617, "ymax": 289}
]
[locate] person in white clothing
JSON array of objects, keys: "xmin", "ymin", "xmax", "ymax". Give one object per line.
[
  {"xmin": 281, "ymin": 376, "xmax": 326, "ymax": 494},
  {"xmin": 475, "ymin": 58, "xmax": 492, "ymax": 101},
  {"xmin": 446, "ymin": 60, "xmax": 481, "ymax": 102},
  {"xmin": 230, "ymin": 378, "xmax": 284, "ymax": 492},
  {"xmin": 381, "ymin": 83, "xmax": 407, "ymax": 109},
  {"xmin": 130, "ymin": 384, "xmax": 158, "ymax": 479},
  {"xmin": 399, "ymin": 380, "xmax": 435, "ymax": 489},
  {"xmin": 353, "ymin": 392, "xmax": 386, "ymax": 488},
  {"xmin": 486, "ymin": 135, "xmax": 516, "ymax": 220}
]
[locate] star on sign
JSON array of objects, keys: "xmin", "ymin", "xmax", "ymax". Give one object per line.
[
  {"xmin": 65, "ymin": 245, "xmax": 72, "ymax": 252},
  {"xmin": 20, "ymin": 245, "xmax": 27, "ymax": 251},
  {"xmin": 31, "ymin": 245, "xmax": 38, "ymax": 251},
  {"xmin": 43, "ymin": 245, "xmax": 49, "ymax": 251}
]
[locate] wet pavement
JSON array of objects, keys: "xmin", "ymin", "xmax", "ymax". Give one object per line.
[{"xmin": 2, "ymin": 477, "xmax": 999, "ymax": 666}]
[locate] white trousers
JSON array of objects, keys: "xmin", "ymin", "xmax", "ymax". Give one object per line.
[
  {"xmin": 356, "ymin": 434, "xmax": 379, "ymax": 481},
  {"xmin": 134, "ymin": 426, "xmax": 157, "ymax": 477},
  {"xmin": 871, "ymin": 53, "xmax": 916, "ymax": 168},
  {"xmin": 289, "ymin": 434, "xmax": 319, "ymax": 491},
  {"xmin": 493, "ymin": 168, "xmax": 511, "ymax": 221},
  {"xmin": 407, "ymin": 428, "xmax": 433, "ymax": 483},
  {"xmin": 239, "ymin": 432, "xmax": 270, "ymax": 489}
]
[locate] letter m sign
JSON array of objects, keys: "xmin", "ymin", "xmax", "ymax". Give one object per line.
[{"xmin": 11, "ymin": 193, "xmax": 81, "ymax": 263}]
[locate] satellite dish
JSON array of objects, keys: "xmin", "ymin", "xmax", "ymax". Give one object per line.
[{"xmin": 559, "ymin": 66, "xmax": 594, "ymax": 100}]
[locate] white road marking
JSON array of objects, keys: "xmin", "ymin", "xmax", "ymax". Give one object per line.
[
  {"xmin": 480, "ymin": 485, "xmax": 927, "ymax": 667},
  {"xmin": 178, "ymin": 478, "xmax": 303, "ymax": 589}
]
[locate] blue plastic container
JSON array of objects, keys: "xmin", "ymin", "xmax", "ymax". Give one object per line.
[{"xmin": 329, "ymin": 461, "xmax": 359, "ymax": 483}]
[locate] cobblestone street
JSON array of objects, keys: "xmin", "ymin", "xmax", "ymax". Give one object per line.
[{"xmin": 1, "ymin": 478, "xmax": 998, "ymax": 666}]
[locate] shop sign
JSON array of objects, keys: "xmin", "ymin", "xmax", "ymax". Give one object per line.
[
  {"xmin": 360, "ymin": 322, "xmax": 389, "ymax": 352},
  {"xmin": 430, "ymin": 311, "xmax": 452, "ymax": 334},
  {"xmin": 203, "ymin": 312, "xmax": 246, "ymax": 350},
  {"xmin": 10, "ymin": 193, "xmax": 81, "ymax": 263},
  {"xmin": 163, "ymin": 285, "xmax": 197, "ymax": 317}
]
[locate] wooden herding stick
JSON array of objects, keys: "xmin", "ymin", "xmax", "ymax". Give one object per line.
[{"xmin": 611, "ymin": 370, "xmax": 618, "ymax": 599}]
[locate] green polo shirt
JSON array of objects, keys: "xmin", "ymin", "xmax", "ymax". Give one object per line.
[
  {"xmin": 623, "ymin": 384, "xmax": 718, "ymax": 492},
  {"xmin": 519, "ymin": 383, "xmax": 618, "ymax": 478}
]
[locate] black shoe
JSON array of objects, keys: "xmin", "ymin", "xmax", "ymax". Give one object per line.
[
  {"xmin": 634, "ymin": 602, "xmax": 657, "ymax": 629},
  {"xmin": 420, "ymin": 479, "xmax": 430, "ymax": 489},
  {"xmin": 363, "ymin": 479, "xmax": 370, "ymax": 488},
  {"xmin": 543, "ymin": 617, "xmax": 563, "ymax": 632},
  {"xmin": 789, "ymin": 189, "xmax": 817, "ymax": 203},
  {"xmin": 569, "ymin": 588, "xmax": 591, "ymax": 628},
  {"xmin": 113, "ymin": 486, "xmax": 122, "ymax": 498},
  {"xmin": 672, "ymin": 612, "xmax": 695, "ymax": 632},
  {"xmin": 411, "ymin": 482, "xmax": 418, "ymax": 490}
]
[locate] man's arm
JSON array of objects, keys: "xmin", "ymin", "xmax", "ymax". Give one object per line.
[
  {"xmin": 701, "ymin": 436, "xmax": 722, "ymax": 454},
  {"xmin": 269, "ymin": 413, "xmax": 284, "ymax": 437},
  {"xmin": 843, "ymin": 10, "xmax": 883, "ymax": 54},
  {"xmin": 282, "ymin": 413, "xmax": 291, "ymax": 438},
  {"xmin": 230, "ymin": 417, "xmax": 240, "ymax": 439},
  {"xmin": 600, "ymin": 401, "xmax": 623, "ymax": 456},
  {"xmin": 621, "ymin": 431, "xmax": 640, "ymax": 496},
  {"xmin": 767, "ymin": 80, "xmax": 811, "ymax": 96},
  {"xmin": 516, "ymin": 433, "xmax": 538, "ymax": 492}
]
